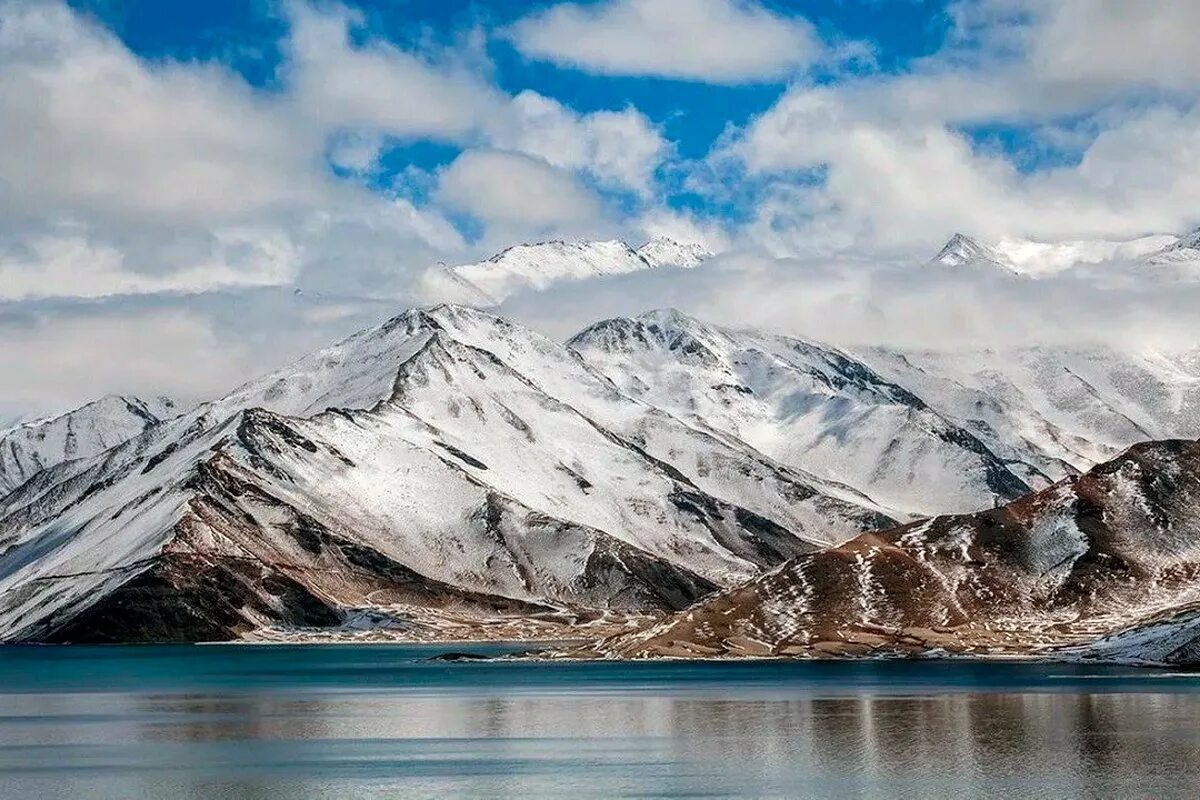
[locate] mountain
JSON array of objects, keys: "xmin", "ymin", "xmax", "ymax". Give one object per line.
[
  {"xmin": 636, "ymin": 237, "xmax": 712, "ymax": 269},
  {"xmin": 931, "ymin": 233, "xmax": 1016, "ymax": 271},
  {"xmin": 422, "ymin": 237, "xmax": 712, "ymax": 304},
  {"xmin": 0, "ymin": 305, "xmax": 890, "ymax": 643},
  {"xmin": 856, "ymin": 345, "xmax": 1200, "ymax": 482},
  {"xmin": 583, "ymin": 439, "xmax": 1200, "ymax": 664},
  {"xmin": 1143, "ymin": 226, "xmax": 1200, "ymax": 269},
  {"xmin": 0, "ymin": 395, "xmax": 178, "ymax": 494},
  {"xmin": 569, "ymin": 309, "xmax": 1033, "ymax": 517},
  {"xmin": 930, "ymin": 231, "xmax": 1183, "ymax": 276}
]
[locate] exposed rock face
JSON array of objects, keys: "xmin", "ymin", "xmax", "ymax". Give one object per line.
[{"xmin": 584, "ymin": 440, "xmax": 1200, "ymax": 662}]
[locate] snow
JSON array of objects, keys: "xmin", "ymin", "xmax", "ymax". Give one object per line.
[
  {"xmin": 858, "ymin": 345, "xmax": 1200, "ymax": 481},
  {"xmin": 449, "ymin": 239, "xmax": 654, "ymax": 302},
  {"xmin": 0, "ymin": 303, "xmax": 890, "ymax": 640},
  {"xmin": 569, "ymin": 309, "xmax": 1030, "ymax": 517},
  {"xmin": 636, "ymin": 237, "xmax": 712, "ymax": 269},
  {"xmin": 0, "ymin": 395, "xmax": 179, "ymax": 494},
  {"xmin": 930, "ymin": 232, "xmax": 1179, "ymax": 276},
  {"xmin": 417, "ymin": 237, "xmax": 711, "ymax": 305}
]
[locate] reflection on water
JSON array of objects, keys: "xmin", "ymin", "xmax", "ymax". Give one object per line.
[{"xmin": 0, "ymin": 646, "xmax": 1197, "ymax": 799}]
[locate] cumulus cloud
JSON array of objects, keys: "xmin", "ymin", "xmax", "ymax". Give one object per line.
[
  {"xmin": 489, "ymin": 91, "xmax": 667, "ymax": 197},
  {"xmin": 436, "ymin": 149, "xmax": 606, "ymax": 232},
  {"xmin": 717, "ymin": 0, "xmax": 1200, "ymax": 257},
  {"xmin": 282, "ymin": 1, "xmax": 505, "ymax": 142},
  {"xmin": 506, "ymin": 0, "xmax": 822, "ymax": 83},
  {"xmin": 0, "ymin": 1, "xmax": 321, "ymax": 225}
]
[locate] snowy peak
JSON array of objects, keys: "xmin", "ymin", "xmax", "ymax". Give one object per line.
[
  {"xmin": 448, "ymin": 239, "xmax": 651, "ymax": 302},
  {"xmin": 420, "ymin": 237, "xmax": 710, "ymax": 304},
  {"xmin": 931, "ymin": 233, "xmax": 1015, "ymax": 270},
  {"xmin": 0, "ymin": 394, "xmax": 179, "ymax": 494},
  {"xmin": 932, "ymin": 231, "xmax": 1189, "ymax": 276},
  {"xmin": 636, "ymin": 237, "xmax": 712, "ymax": 269},
  {"xmin": 1144, "ymin": 226, "xmax": 1200, "ymax": 265},
  {"xmin": 570, "ymin": 310, "xmax": 1031, "ymax": 517}
]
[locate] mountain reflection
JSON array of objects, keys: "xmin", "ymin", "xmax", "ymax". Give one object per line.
[{"xmin": 2, "ymin": 685, "xmax": 1198, "ymax": 798}]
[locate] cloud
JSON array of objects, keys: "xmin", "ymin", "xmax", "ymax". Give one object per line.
[
  {"xmin": 489, "ymin": 91, "xmax": 667, "ymax": 197},
  {"xmin": 0, "ymin": 309, "xmax": 254, "ymax": 419},
  {"xmin": 0, "ymin": 228, "xmax": 301, "ymax": 301},
  {"xmin": 282, "ymin": 1, "xmax": 505, "ymax": 142},
  {"xmin": 987, "ymin": 0, "xmax": 1200, "ymax": 96},
  {"xmin": 436, "ymin": 149, "xmax": 606, "ymax": 232},
  {"xmin": 500, "ymin": 246, "xmax": 1200, "ymax": 364},
  {"xmin": 506, "ymin": 0, "xmax": 821, "ymax": 83},
  {"xmin": 713, "ymin": 0, "xmax": 1200, "ymax": 257},
  {"xmin": 0, "ymin": 1, "xmax": 322, "ymax": 226}
]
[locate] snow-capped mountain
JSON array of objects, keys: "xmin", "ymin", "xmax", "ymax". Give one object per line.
[
  {"xmin": 422, "ymin": 237, "xmax": 712, "ymax": 304},
  {"xmin": 0, "ymin": 305, "xmax": 889, "ymax": 643},
  {"xmin": 635, "ymin": 237, "xmax": 712, "ymax": 269},
  {"xmin": 931, "ymin": 233, "xmax": 1015, "ymax": 270},
  {"xmin": 569, "ymin": 309, "xmax": 1033, "ymax": 517},
  {"xmin": 0, "ymin": 395, "xmax": 178, "ymax": 494},
  {"xmin": 856, "ymin": 345, "xmax": 1200, "ymax": 481},
  {"xmin": 583, "ymin": 439, "xmax": 1200, "ymax": 664},
  {"xmin": 931, "ymin": 231, "xmax": 1186, "ymax": 276},
  {"xmin": 1143, "ymin": 226, "xmax": 1200, "ymax": 268}
]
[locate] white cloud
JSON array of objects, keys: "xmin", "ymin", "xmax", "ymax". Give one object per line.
[
  {"xmin": 716, "ymin": 0, "xmax": 1200, "ymax": 257},
  {"xmin": 988, "ymin": 0, "xmax": 1200, "ymax": 96},
  {"xmin": 490, "ymin": 91, "xmax": 667, "ymax": 196},
  {"xmin": 0, "ymin": 228, "xmax": 301, "ymax": 301},
  {"xmin": 0, "ymin": 1, "xmax": 321, "ymax": 225},
  {"xmin": 282, "ymin": 1, "xmax": 505, "ymax": 141},
  {"xmin": 436, "ymin": 149, "xmax": 605, "ymax": 231},
  {"xmin": 0, "ymin": 310, "xmax": 255, "ymax": 418},
  {"xmin": 506, "ymin": 0, "xmax": 821, "ymax": 83}
]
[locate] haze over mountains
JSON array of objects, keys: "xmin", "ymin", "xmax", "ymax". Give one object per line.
[
  {"xmin": 4, "ymin": 231, "xmax": 1200, "ymax": 663},
  {"xmin": 932, "ymin": 228, "xmax": 1200, "ymax": 277}
]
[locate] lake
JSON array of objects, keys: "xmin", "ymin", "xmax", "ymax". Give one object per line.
[{"xmin": 0, "ymin": 644, "xmax": 1197, "ymax": 798}]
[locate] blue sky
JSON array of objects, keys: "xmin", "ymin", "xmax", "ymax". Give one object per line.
[
  {"xmin": 65, "ymin": 0, "xmax": 963, "ymax": 222},
  {"xmin": 4, "ymin": 0, "xmax": 1200, "ymax": 416}
]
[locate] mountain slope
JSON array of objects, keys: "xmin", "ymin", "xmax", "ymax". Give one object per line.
[
  {"xmin": 930, "ymin": 232, "xmax": 1177, "ymax": 276},
  {"xmin": 569, "ymin": 309, "xmax": 1033, "ymax": 517},
  {"xmin": 0, "ymin": 305, "xmax": 890, "ymax": 643},
  {"xmin": 585, "ymin": 440, "xmax": 1200, "ymax": 661},
  {"xmin": 0, "ymin": 395, "xmax": 178, "ymax": 494},
  {"xmin": 421, "ymin": 237, "xmax": 713, "ymax": 305},
  {"xmin": 858, "ymin": 345, "xmax": 1200, "ymax": 480},
  {"xmin": 636, "ymin": 237, "xmax": 711, "ymax": 269}
]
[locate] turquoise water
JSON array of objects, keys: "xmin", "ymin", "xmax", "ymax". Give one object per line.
[{"xmin": 0, "ymin": 645, "xmax": 1198, "ymax": 799}]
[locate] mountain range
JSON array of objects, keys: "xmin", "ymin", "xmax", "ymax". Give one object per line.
[
  {"xmin": 931, "ymin": 229, "xmax": 1200, "ymax": 277},
  {"xmin": 580, "ymin": 439, "xmax": 1200, "ymax": 665},
  {"xmin": 417, "ymin": 236, "xmax": 711, "ymax": 304},
  {"xmin": 4, "ymin": 232, "xmax": 1200, "ymax": 664}
]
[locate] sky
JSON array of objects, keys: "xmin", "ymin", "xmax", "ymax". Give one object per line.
[{"xmin": 4, "ymin": 0, "xmax": 1200, "ymax": 419}]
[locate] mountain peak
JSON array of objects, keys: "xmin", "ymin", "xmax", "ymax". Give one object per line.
[
  {"xmin": 418, "ymin": 237, "xmax": 711, "ymax": 306},
  {"xmin": 636, "ymin": 237, "xmax": 712, "ymax": 269},
  {"xmin": 931, "ymin": 233, "xmax": 1013, "ymax": 269}
]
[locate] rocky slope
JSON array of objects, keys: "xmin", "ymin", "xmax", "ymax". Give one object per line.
[
  {"xmin": 0, "ymin": 305, "xmax": 888, "ymax": 643},
  {"xmin": 570, "ymin": 309, "xmax": 1033, "ymax": 517},
  {"xmin": 0, "ymin": 395, "xmax": 178, "ymax": 494},
  {"xmin": 581, "ymin": 440, "xmax": 1200, "ymax": 663}
]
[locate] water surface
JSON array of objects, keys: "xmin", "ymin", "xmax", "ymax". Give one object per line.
[{"xmin": 0, "ymin": 644, "xmax": 1197, "ymax": 798}]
